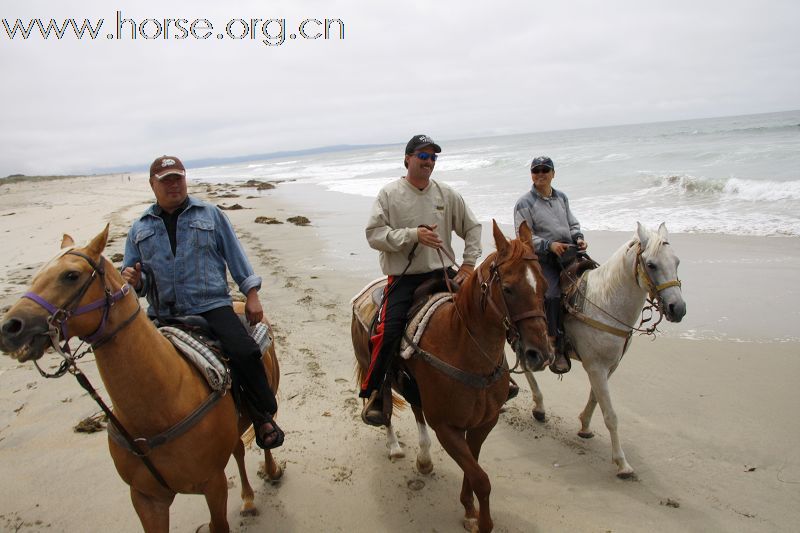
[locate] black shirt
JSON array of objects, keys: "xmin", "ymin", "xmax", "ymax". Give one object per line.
[{"xmin": 155, "ymin": 198, "xmax": 189, "ymax": 256}]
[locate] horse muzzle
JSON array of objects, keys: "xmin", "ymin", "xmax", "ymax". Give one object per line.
[
  {"xmin": 664, "ymin": 299, "xmax": 686, "ymax": 323},
  {"xmin": 520, "ymin": 344, "xmax": 552, "ymax": 373},
  {"xmin": 0, "ymin": 314, "xmax": 52, "ymax": 362}
]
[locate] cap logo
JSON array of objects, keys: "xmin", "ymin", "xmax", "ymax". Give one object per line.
[
  {"xmin": 161, "ymin": 158, "xmax": 176, "ymax": 167},
  {"xmin": 418, "ymin": 135, "xmax": 431, "ymax": 143}
]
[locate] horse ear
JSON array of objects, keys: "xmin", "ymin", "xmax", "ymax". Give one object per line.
[
  {"xmin": 636, "ymin": 222, "xmax": 649, "ymax": 248},
  {"xmin": 86, "ymin": 224, "xmax": 110, "ymax": 258},
  {"xmin": 61, "ymin": 234, "xmax": 75, "ymax": 249},
  {"xmin": 658, "ymin": 222, "xmax": 669, "ymax": 241},
  {"xmin": 492, "ymin": 219, "xmax": 510, "ymax": 256},
  {"xmin": 517, "ymin": 220, "xmax": 533, "ymax": 247}
]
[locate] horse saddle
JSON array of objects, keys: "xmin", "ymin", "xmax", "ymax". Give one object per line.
[
  {"xmin": 560, "ymin": 252, "xmax": 599, "ymax": 304},
  {"xmin": 152, "ymin": 314, "xmax": 273, "ymax": 393}
]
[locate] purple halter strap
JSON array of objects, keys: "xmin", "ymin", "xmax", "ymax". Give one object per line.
[{"xmin": 22, "ymin": 250, "xmax": 132, "ymax": 347}]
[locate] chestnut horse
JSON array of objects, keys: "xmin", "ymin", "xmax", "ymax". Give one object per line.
[
  {"xmin": 0, "ymin": 225, "xmax": 282, "ymax": 532},
  {"xmin": 352, "ymin": 221, "xmax": 552, "ymax": 533}
]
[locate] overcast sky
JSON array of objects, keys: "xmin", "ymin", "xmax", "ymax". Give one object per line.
[{"xmin": 1, "ymin": 0, "xmax": 798, "ymax": 176}]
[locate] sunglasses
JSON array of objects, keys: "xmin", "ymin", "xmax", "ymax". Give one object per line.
[
  {"xmin": 531, "ymin": 166, "xmax": 552, "ymax": 174},
  {"xmin": 414, "ymin": 152, "xmax": 438, "ymax": 162}
]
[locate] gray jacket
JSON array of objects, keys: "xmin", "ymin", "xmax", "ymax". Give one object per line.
[{"xmin": 513, "ymin": 186, "xmax": 584, "ymax": 258}]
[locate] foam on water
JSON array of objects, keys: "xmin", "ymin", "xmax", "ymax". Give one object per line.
[{"xmin": 191, "ymin": 110, "xmax": 800, "ymax": 237}]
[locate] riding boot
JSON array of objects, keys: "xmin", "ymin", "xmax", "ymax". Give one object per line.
[
  {"xmin": 545, "ymin": 297, "xmax": 571, "ymax": 374},
  {"xmin": 361, "ymin": 387, "xmax": 390, "ymax": 427}
]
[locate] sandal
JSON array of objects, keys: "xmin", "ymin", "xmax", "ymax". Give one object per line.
[{"xmin": 256, "ymin": 415, "xmax": 285, "ymax": 449}]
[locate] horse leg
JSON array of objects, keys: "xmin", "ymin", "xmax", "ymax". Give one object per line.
[
  {"xmin": 385, "ymin": 423, "xmax": 405, "ymax": 460},
  {"xmin": 130, "ymin": 487, "xmax": 173, "ymax": 533},
  {"xmin": 201, "ymin": 470, "xmax": 232, "ymax": 533},
  {"xmin": 462, "ymin": 421, "xmax": 497, "ymax": 533},
  {"xmin": 584, "ymin": 366, "xmax": 634, "ymax": 478},
  {"xmin": 411, "ymin": 404, "xmax": 433, "ymax": 474},
  {"xmin": 523, "ymin": 370, "xmax": 546, "ymax": 422},
  {"xmin": 579, "ymin": 360, "xmax": 619, "ymax": 438},
  {"xmin": 435, "ymin": 425, "xmax": 494, "ymax": 533},
  {"xmin": 232, "ymin": 439, "xmax": 257, "ymax": 516},
  {"xmin": 260, "ymin": 449, "xmax": 284, "ymax": 481},
  {"xmin": 578, "ymin": 388, "xmax": 597, "ymax": 438}
]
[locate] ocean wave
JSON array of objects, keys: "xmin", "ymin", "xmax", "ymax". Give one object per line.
[{"xmin": 646, "ymin": 174, "xmax": 800, "ymax": 201}]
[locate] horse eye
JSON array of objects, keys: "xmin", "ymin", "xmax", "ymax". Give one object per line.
[
  {"xmin": 647, "ymin": 262, "xmax": 657, "ymax": 270},
  {"xmin": 502, "ymin": 285, "xmax": 513, "ymax": 295},
  {"xmin": 62, "ymin": 270, "xmax": 81, "ymax": 282}
]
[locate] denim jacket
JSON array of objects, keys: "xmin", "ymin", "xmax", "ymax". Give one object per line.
[{"xmin": 123, "ymin": 196, "xmax": 261, "ymax": 317}]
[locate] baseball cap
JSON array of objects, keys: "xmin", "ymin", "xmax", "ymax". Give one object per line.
[
  {"xmin": 530, "ymin": 156, "xmax": 554, "ymax": 171},
  {"xmin": 150, "ymin": 155, "xmax": 186, "ymax": 180},
  {"xmin": 405, "ymin": 134, "xmax": 442, "ymax": 155}
]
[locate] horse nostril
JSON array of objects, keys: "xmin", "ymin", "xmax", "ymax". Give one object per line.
[{"xmin": 1, "ymin": 317, "xmax": 24, "ymax": 337}]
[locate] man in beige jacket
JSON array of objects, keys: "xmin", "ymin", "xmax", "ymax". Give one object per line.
[{"xmin": 360, "ymin": 134, "xmax": 482, "ymax": 426}]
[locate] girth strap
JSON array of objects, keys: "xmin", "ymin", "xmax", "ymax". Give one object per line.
[{"xmin": 107, "ymin": 390, "xmax": 225, "ymax": 457}]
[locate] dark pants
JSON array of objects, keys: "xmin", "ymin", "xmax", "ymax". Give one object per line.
[
  {"xmin": 359, "ymin": 271, "xmax": 442, "ymax": 398},
  {"xmin": 200, "ymin": 306, "xmax": 277, "ymax": 422},
  {"xmin": 541, "ymin": 258, "xmax": 562, "ymax": 337}
]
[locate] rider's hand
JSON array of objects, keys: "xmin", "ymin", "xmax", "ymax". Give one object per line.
[
  {"xmin": 453, "ymin": 264, "xmax": 474, "ymax": 285},
  {"xmin": 417, "ymin": 224, "xmax": 443, "ymax": 249},
  {"xmin": 245, "ymin": 289, "xmax": 264, "ymax": 326},
  {"xmin": 549, "ymin": 242, "xmax": 571, "ymax": 257},
  {"xmin": 576, "ymin": 239, "xmax": 587, "ymax": 251},
  {"xmin": 121, "ymin": 262, "xmax": 143, "ymax": 290}
]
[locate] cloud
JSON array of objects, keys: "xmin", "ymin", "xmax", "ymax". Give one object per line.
[{"xmin": 1, "ymin": 0, "xmax": 798, "ymax": 175}]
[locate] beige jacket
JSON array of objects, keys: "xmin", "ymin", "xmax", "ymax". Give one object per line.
[{"xmin": 366, "ymin": 177, "xmax": 482, "ymax": 275}]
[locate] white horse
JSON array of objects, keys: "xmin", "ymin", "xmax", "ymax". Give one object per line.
[{"xmin": 524, "ymin": 222, "xmax": 686, "ymax": 478}]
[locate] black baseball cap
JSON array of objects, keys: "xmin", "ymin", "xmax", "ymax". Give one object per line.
[
  {"xmin": 530, "ymin": 156, "xmax": 554, "ymax": 171},
  {"xmin": 405, "ymin": 134, "xmax": 442, "ymax": 155}
]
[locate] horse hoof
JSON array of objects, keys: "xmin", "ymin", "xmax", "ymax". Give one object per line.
[
  {"xmin": 462, "ymin": 517, "xmax": 479, "ymax": 532},
  {"xmin": 532, "ymin": 410, "xmax": 546, "ymax": 422},
  {"xmin": 261, "ymin": 461, "xmax": 284, "ymax": 482},
  {"xmin": 416, "ymin": 458, "xmax": 434, "ymax": 475},
  {"xmin": 577, "ymin": 430, "xmax": 594, "ymax": 439},
  {"xmin": 240, "ymin": 502, "xmax": 259, "ymax": 517},
  {"xmin": 617, "ymin": 470, "xmax": 636, "ymax": 480},
  {"xmin": 195, "ymin": 524, "xmax": 211, "ymax": 533},
  {"xmin": 389, "ymin": 448, "xmax": 406, "ymax": 461}
]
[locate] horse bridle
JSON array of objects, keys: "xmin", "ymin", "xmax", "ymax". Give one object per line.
[
  {"xmin": 633, "ymin": 243, "xmax": 682, "ymax": 301},
  {"xmin": 22, "ymin": 250, "xmax": 138, "ymax": 369},
  {"xmin": 476, "ymin": 253, "xmax": 547, "ymax": 350}
]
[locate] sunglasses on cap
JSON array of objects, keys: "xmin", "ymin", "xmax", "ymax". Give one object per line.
[
  {"xmin": 413, "ymin": 152, "xmax": 438, "ymax": 162},
  {"xmin": 531, "ymin": 166, "xmax": 552, "ymax": 174}
]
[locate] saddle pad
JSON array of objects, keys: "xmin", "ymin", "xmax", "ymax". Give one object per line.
[
  {"xmin": 399, "ymin": 293, "xmax": 452, "ymax": 360},
  {"xmin": 352, "ymin": 277, "xmax": 389, "ymax": 332},
  {"xmin": 160, "ymin": 326, "xmax": 231, "ymax": 392}
]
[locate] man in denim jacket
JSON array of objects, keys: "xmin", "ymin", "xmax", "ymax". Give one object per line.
[{"xmin": 122, "ymin": 155, "xmax": 283, "ymax": 449}]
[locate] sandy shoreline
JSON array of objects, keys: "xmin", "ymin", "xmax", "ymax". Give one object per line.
[{"xmin": 1, "ymin": 175, "xmax": 799, "ymax": 532}]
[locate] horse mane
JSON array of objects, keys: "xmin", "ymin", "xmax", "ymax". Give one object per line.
[
  {"xmin": 32, "ymin": 246, "xmax": 75, "ymax": 279},
  {"xmin": 584, "ymin": 227, "xmax": 666, "ymax": 303}
]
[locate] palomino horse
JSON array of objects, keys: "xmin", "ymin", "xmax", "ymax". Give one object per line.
[
  {"xmin": 0, "ymin": 225, "xmax": 283, "ymax": 532},
  {"xmin": 352, "ymin": 221, "xmax": 552, "ymax": 533},
  {"xmin": 523, "ymin": 222, "xmax": 686, "ymax": 478}
]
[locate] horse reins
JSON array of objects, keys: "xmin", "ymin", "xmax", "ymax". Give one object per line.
[
  {"xmin": 22, "ymin": 251, "xmax": 174, "ymax": 492},
  {"xmin": 563, "ymin": 241, "xmax": 682, "ymax": 348},
  {"xmin": 404, "ymin": 234, "xmax": 547, "ymax": 386}
]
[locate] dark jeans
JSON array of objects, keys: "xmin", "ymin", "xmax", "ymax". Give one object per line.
[
  {"xmin": 200, "ymin": 305, "xmax": 277, "ymax": 421},
  {"xmin": 359, "ymin": 270, "xmax": 443, "ymax": 398}
]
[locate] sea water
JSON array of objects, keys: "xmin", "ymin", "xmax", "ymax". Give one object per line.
[{"xmin": 191, "ymin": 110, "xmax": 800, "ymax": 237}]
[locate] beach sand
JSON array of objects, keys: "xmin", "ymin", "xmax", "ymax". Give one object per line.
[{"xmin": 1, "ymin": 175, "xmax": 798, "ymax": 532}]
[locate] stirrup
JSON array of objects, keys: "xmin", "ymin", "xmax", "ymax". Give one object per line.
[
  {"xmin": 361, "ymin": 390, "xmax": 388, "ymax": 427},
  {"xmin": 549, "ymin": 353, "xmax": 571, "ymax": 375}
]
